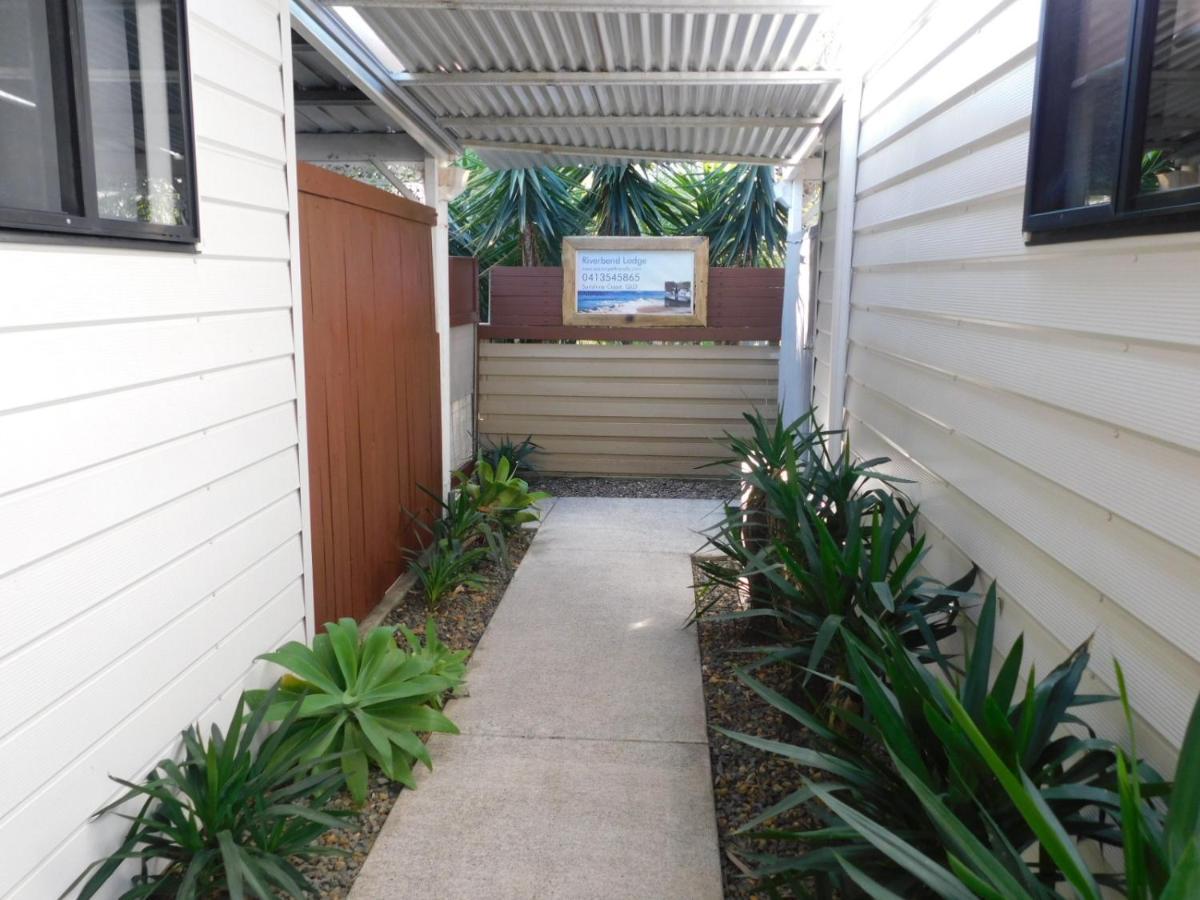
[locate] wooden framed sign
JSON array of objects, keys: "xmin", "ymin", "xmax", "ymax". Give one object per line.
[{"xmin": 562, "ymin": 235, "xmax": 709, "ymax": 327}]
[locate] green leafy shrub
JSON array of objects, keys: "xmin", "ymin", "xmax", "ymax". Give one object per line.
[
  {"xmin": 464, "ymin": 455, "xmax": 549, "ymax": 535},
  {"xmin": 70, "ymin": 689, "xmax": 347, "ymax": 899},
  {"xmin": 876, "ymin": 661, "xmax": 1200, "ymax": 900},
  {"xmin": 480, "ymin": 434, "xmax": 541, "ymax": 476},
  {"xmin": 423, "ymin": 481, "xmax": 490, "ymax": 548},
  {"xmin": 249, "ymin": 619, "xmax": 459, "ymax": 804},
  {"xmin": 722, "ymin": 586, "xmax": 1130, "ymax": 896},
  {"xmin": 397, "ymin": 617, "xmax": 470, "ymax": 708},
  {"xmin": 1105, "ymin": 661, "xmax": 1200, "ymax": 899},
  {"xmin": 697, "ymin": 408, "xmax": 971, "ymax": 702},
  {"xmin": 411, "ymin": 540, "xmax": 488, "ymax": 609}
]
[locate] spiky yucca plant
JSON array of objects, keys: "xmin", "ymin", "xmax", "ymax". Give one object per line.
[{"xmin": 70, "ymin": 689, "xmax": 348, "ymax": 899}]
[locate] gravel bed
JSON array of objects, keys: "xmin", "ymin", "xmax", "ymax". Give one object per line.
[
  {"xmin": 694, "ymin": 563, "xmax": 824, "ymax": 900},
  {"xmin": 296, "ymin": 529, "xmax": 535, "ymax": 898},
  {"xmin": 528, "ymin": 474, "xmax": 738, "ymax": 500}
]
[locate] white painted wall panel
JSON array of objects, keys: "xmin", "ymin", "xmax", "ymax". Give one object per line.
[
  {"xmin": 0, "ymin": 254, "xmax": 291, "ymax": 326},
  {"xmin": 0, "ymin": 310, "xmax": 295, "ymax": 412},
  {"xmin": 858, "ymin": 0, "xmax": 1038, "ymax": 156},
  {"xmin": 0, "ymin": 1, "xmax": 309, "ymax": 895},
  {"xmin": 821, "ymin": 0, "xmax": 1200, "ymax": 765},
  {"xmin": 847, "ymin": 413, "xmax": 1187, "ymax": 772},
  {"xmin": 449, "ymin": 323, "xmax": 476, "ymax": 466}
]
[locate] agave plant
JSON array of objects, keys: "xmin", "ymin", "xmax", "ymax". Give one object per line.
[
  {"xmin": 397, "ymin": 618, "xmax": 470, "ymax": 709},
  {"xmin": 464, "ymin": 455, "xmax": 550, "ymax": 535},
  {"xmin": 69, "ymin": 688, "xmax": 348, "ymax": 899},
  {"xmin": 248, "ymin": 620, "xmax": 460, "ymax": 804},
  {"xmin": 722, "ymin": 586, "xmax": 1130, "ymax": 897}
]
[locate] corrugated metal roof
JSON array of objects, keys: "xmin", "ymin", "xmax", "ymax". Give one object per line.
[{"xmin": 305, "ymin": 2, "xmax": 841, "ymax": 167}]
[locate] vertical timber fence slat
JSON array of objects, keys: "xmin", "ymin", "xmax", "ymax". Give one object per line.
[{"xmin": 298, "ymin": 164, "xmax": 442, "ymax": 627}]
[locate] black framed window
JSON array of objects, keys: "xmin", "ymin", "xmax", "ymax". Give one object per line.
[
  {"xmin": 1025, "ymin": 0, "xmax": 1200, "ymax": 241},
  {"xmin": 0, "ymin": 0, "xmax": 198, "ymax": 243}
]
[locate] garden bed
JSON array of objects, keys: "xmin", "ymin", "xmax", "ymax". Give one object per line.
[
  {"xmin": 296, "ymin": 529, "xmax": 535, "ymax": 898},
  {"xmin": 527, "ymin": 474, "xmax": 736, "ymax": 500},
  {"xmin": 693, "ymin": 563, "xmax": 823, "ymax": 900}
]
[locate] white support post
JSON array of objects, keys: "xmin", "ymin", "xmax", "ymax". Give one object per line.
[
  {"xmin": 425, "ymin": 157, "xmax": 454, "ymax": 496},
  {"xmin": 826, "ymin": 71, "xmax": 863, "ymax": 458},
  {"xmin": 778, "ymin": 177, "xmax": 811, "ymax": 425}
]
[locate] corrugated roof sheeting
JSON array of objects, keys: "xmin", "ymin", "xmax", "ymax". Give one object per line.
[
  {"xmin": 324, "ymin": 4, "xmax": 839, "ymax": 167},
  {"xmin": 293, "ymin": 37, "xmax": 399, "ymax": 133},
  {"xmin": 359, "ymin": 8, "xmax": 831, "ymax": 74}
]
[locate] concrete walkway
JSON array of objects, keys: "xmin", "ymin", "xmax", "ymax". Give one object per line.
[{"xmin": 351, "ymin": 497, "xmax": 725, "ymax": 900}]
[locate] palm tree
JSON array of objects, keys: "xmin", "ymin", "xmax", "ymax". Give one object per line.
[
  {"xmin": 450, "ymin": 154, "xmax": 583, "ymax": 266},
  {"xmin": 687, "ymin": 164, "xmax": 788, "ymax": 267},
  {"xmin": 582, "ymin": 164, "xmax": 694, "ymax": 236}
]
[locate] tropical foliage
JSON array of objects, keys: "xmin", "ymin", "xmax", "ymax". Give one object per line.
[
  {"xmin": 449, "ymin": 151, "xmax": 789, "ymax": 271},
  {"xmin": 397, "ymin": 618, "xmax": 471, "ymax": 709},
  {"xmin": 583, "ymin": 163, "xmax": 694, "ymax": 236},
  {"xmin": 449, "ymin": 154, "xmax": 584, "ymax": 267},
  {"xmin": 479, "ymin": 434, "xmax": 542, "ymax": 476},
  {"xmin": 73, "ymin": 449, "xmax": 548, "ymax": 896},
  {"xmin": 696, "ymin": 408, "xmax": 971, "ymax": 703},
  {"xmin": 410, "ymin": 539, "xmax": 489, "ymax": 609},
  {"xmin": 70, "ymin": 689, "xmax": 349, "ymax": 899},
  {"xmin": 463, "ymin": 455, "xmax": 549, "ymax": 536},
  {"xmin": 699, "ymin": 404, "xmax": 1200, "ymax": 900},
  {"xmin": 687, "ymin": 164, "xmax": 789, "ymax": 266}
]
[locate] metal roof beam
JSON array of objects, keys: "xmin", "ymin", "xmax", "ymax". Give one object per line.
[
  {"xmin": 290, "ymin": 0, "xmax": 460, "ymax": 158},
  {"xmin": 394, "ymin": 69, "xmax": 841, "ymax": 86},
  {"xmin": 298, "ymin": 132, "xmax": 427, "ymax": 162},
  {"xmin": 295, "ymin": 88, "xmax": 373, "ymax": 106},
  {"xmin": 439, "ymin": 114, "xmax": 823, "ymax": 128},
  {"xmin": 338, "ymin": 1, "xmax": 833, "ymax": 13},
  {"xmin": 464, "ymin": 138, "xmax": 806, "ymax": 166}
]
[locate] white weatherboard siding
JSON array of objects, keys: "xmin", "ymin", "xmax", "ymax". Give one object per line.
[
  {"xmin": 450, "ymin": 322, "xmax": 476, "ymax": 466},
  {"xmin": 811, "ymin": 111, "xmax": 839, "ymax": 432},
  {"xmin": 828, "ymin": 0, "xmax": 1200, "ymax": 771},
  {"xmin": 0, "ymin": 0, "xmax": 311, "ymax": 895}
]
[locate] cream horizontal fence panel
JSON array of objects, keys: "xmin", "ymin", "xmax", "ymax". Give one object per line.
[
  {"xmin": 478, "ymin": 342, "xmax": 778, "ymax": 477},
  {"xmin": 831, "ymin": 0, "xmax": 1200, "ymax": 771}
]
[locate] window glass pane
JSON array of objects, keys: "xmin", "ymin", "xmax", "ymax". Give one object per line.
[
  {"xmin": 83, "ymin": 0, "xmax": 190, "ymax": 225},
  {"xmin": 0, "ymin": 0, "xmax": 66, "ymax": 212},
  {"xmin": 1138, "ymin": 0, "xmax": 1200, "ymax": 195},
  {"xmin": 1030, "ymin": 0, "xmax": 1135, "ymax": 213}
]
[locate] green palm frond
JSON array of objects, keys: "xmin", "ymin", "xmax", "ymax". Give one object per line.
[
  {"xmin": 583, "ymin": 164, "xmax": 695, "ymax": 235},
  {"xmin": 687, "ymin": 164, "xmax": 788, "ymax": 266},
  {"xmin": 449, "ymin": 152, "xmax": 584, "ymax": 266}
]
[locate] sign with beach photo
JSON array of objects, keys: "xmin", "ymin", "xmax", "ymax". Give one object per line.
[{"xmin": 561, "ymin": 236, "xmax": 709, "ymax": 327}]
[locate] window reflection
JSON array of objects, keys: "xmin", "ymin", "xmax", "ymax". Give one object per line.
[
  {"xmin": 1029, "ymin": 0, "xmax": 1134, "ymax": 213},
  {"xmin": 1139, "ymin": 0, "xmax": 1200, "ymax": 194},
  {"xmin": 0, "ymin": 0, "xmax": 66, "ymax": 212},
  {"xmin": 83, "ymin": 0, "xmax": 190, "ymax": 225}
]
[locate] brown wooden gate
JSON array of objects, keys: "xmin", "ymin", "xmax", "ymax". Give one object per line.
[{"xmin": 298, "ymin": 164, "xmax": 441, "ymax": 627}]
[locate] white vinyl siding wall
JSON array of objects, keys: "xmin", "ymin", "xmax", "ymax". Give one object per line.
[
  {"xmin": 812, "ymin": 113, "xmax": 839, "ymax": 431},
  {"xmin": 834, "ymin": 0, "xmax": 1200, "ymax": 772},
  {"xmin": 0, "ymin": 1, "xmax": 309, "ymax": 895}
]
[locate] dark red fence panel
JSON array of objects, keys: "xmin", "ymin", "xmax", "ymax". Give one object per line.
[{"xmin": 480, "ymin": 266, "xmax": 783, "ymax": 342}]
